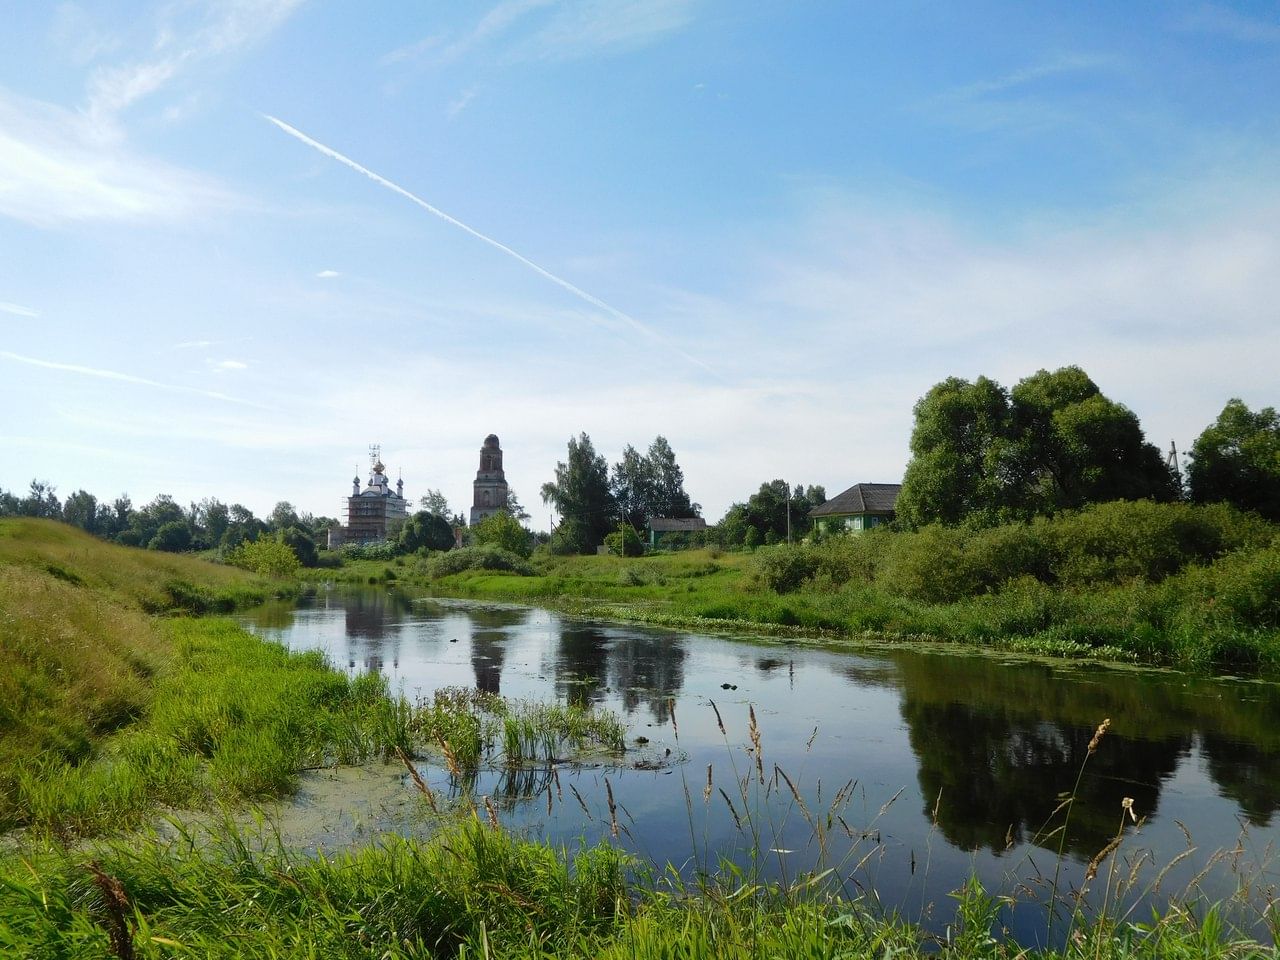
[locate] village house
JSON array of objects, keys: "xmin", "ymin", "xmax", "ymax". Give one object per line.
[{"xmin": 808, "ymin": 482, "xmax": 901, "ymax": 535}]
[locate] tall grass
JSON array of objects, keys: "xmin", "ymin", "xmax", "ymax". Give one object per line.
[
  {"xmin": 2, "ymin": 809, "xmax": 1274, "ymax": 958},
  {"xmin": 0, "ymin": 518, "xmax": 296, "ymax": 774},
  {"xmin": 1, "ymin": 618, "xmax": 413, "ymax": 837}
]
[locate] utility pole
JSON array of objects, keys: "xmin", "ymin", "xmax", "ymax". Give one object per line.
[{"xmin": 786, "ymin": 481, "xmax": 792, "ymax": 545}]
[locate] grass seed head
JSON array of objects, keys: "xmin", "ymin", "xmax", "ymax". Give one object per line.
[{"xmin": 1087, "ymin": 718, "xmax": 1111, "ymax": 755}]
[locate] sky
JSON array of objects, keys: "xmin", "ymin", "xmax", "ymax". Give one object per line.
[{"xmin": 2, "ymin": 1, "xmax": 1278, "ymax": 526}]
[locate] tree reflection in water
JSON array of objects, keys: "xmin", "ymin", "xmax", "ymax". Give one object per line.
[
  {"xmin": 342, "ymin": 588, "xmax": 411, "ymax": 672},
  {"xmin": 891, "ymin": 651, "xmax": 1280, "ymax": 855},
  {"xmin": 555, "ymin": 626, "xmax": 685, "ymax": 723}
]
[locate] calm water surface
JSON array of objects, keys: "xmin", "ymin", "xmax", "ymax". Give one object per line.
[{"xmin": 242, "ymin": 588, "xmax": 1280, "ymax": 944}]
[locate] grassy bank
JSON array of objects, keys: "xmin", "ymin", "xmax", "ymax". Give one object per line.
[
  {"xmin": 370, "ymin": 502, "xmax": 1280, "ymax": 673},
  {"xmin": 0, "ymin": 518, "xmax": 300, "ymax": 773},
  {"xmin": 4, "ymin": 815, "xmax": 1275, "ymax": 958},
  {"xmin": 0, "ymin": 518, "xmax": 391, "ymax": 837}
]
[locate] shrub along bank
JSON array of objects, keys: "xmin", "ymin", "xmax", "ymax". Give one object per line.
[{"xmin": 407, "ymin": 502, "xmax": 1280, "ymax": 673}]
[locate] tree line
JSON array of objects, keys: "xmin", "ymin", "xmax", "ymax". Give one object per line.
[
  {"xmin": 0, "ymin": 486, "xmax": 331, "ymax": 564},
  {"xmin": 6, "ymin": 370, "xmax": 1273, "ymax": 561},
  {"xmin": 895, "ymin": 366, "xmax": 1279, "ymax": 528}
]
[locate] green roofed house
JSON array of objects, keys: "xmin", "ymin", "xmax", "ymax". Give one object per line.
[{"xmin": 808, "ymin": 483, "xmax": 901, "ymax": 535}]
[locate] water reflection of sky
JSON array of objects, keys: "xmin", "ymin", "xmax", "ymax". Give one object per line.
[{"xmin": 242, "ymin": 588, "xmax": 1280, "ymax": 947}]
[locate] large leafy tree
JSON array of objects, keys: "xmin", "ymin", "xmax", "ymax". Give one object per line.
[
  {"xmin": 200, "ymin": 498, "xmax": 230, "ymax": 547},
  {"xmin": 419, "ymin": 488, "xmax": 452, "ymax": 518},
  {"xmin": 611, "ymin": 436, "xmax": 699, "ymax": 531},
  {"xmin": 611, "ymin": 444, "xmax": 653, "ymax": 531},
  {"xmin": 541, "ymin": 433, "xmax": 616, "ymax": 553},
  {"xmin": 896, "ymin": 377, "xmax": 1012, "ymax": 528},
  {"xmin": 716, "ymin": 481, "xmax": 825, "ymax": 545},
  {"xmin": 1007, "ymin": 367, "xmax": 1176, "ymax": 513},
  {"xmin": 268, "ymin": 501, "xmax": 301, "ymax": 531},
  {"xmin": 897, "ymin": 367, "xmax": 1176, "ymax": 528},
  {"xmin": 1188, "ymin": 399, "xmax": 1280, "ymax": 521},
  {"xmin": 19, "ymin": 480, "xmax": 62, "ymax": 519},
  {"xmin": 61, "ymin": 490, "xmax": 99, "ymax": 533},
  {"xmin": 400, "ymin": 510, "xmax": 456, "ymax": 552},
  {"xmin": 119, "ymin": 494, "xmax": 186, "ymax": 547},
  {"xmin": 646, "ymin": 436, "xmax": 698, "ymax": 520},
  {"xmin": 472, "ymin": 511, "xmax": 532, "ymax": 558}
]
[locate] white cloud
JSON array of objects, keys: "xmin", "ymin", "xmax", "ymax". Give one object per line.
[
  {"xmin": 265, "ymin": 114, "xmax": 716, "ymax": 376},
  {"xmin": 0, "ymin": 301, "xmax": 40, "ymax": 318},
  {"xmin": 315, "ymin": 269, "xmax": 341, "ymax": 279},
  {"xmin": 50, "ymin": 3, "xmax": 124, "ymax": 64},
  {"xmin": 382, "ymin": 0, "xmax": 695, "ymax": 68},
  {"xmin": 925, "ymin": 53, "xmax": 1120, "ymax": 132},
  {"xmin": 521, "ymin": 0, "xmax": 697, "ymax": 60},
  {"xmin": 0, "ymin": 89, "xmax": 228, "ymax": 225},
  {"xmin": 949, "ymin": 53, "xmax": 1118, "ymax": 100},
  {"xmin": 86, "ymin": 58, "xmax": 181, "ymax": 128},
  {"xmin": 0, "ymin": 1, "xmax": 303, "ymax": 227},
  {"xmin": 447, "ymin": 87, "xmax": 480, "ymax": 118},
  {"xmin": 211, "ymin": 359, "xmax": 249, "ymax": 372}
]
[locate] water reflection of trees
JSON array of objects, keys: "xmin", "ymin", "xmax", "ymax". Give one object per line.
[
  {"xmin": 556, "ymin": 626, "xmax": 611, "ymax": 707},
  {"xmin": 341, "ymin": 589, "xmax": 411, "ymax": 672},
  {"xmin": 466, "ymin": 606, "xmax": 530, "ymax": 696},
  {"xmin": 554, "ymin": 627, "xmax": 686, "ymax": 722},
  {"xmin": 903, "ymin": 697, "xmax": 1185, "ymax": 855},
  {"xmin": 890, "ymin": 653, "xmax": 1280, "ymax": 854},
  {"xmin": 342, "ymin": 589, "xmax": 412, "ymax": 639},
  {"xmin": 472, "ymin": 633, "xmax": 506, "ymax": 695},
  {"xmin": 1202, "ymin": 734, "xmax": 1280, "ymax": 827}
]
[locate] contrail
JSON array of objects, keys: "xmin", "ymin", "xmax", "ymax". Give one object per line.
[
  {"xmin": 263, "ymin": 114, "xmax": 716, "ymax": 377},
  {"xmin": 0, "ymin": 301, "xmax": 39, "ymax": 318},
  {"xmin": 0, "ymin": 351, "xmax": 269, "ymax": 409}
]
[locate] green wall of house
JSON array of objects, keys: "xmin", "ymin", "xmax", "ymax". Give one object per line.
[{"xmin": 815, "ymin": 513, "xmax": 891, "ymax": 535}]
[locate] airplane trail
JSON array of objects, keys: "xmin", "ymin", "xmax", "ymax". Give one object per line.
[
  {"xmin": 0, "ymin": 351, "xmax": 268, "ymax": 408},
  {"xmin": 263, "ymin": 114, "xmax": 716, "ymax": 376}
]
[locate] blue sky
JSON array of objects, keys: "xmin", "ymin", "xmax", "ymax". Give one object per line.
[{"xmin": 2, "ymin": 1, "xmax": 1278, "ymax": 524}]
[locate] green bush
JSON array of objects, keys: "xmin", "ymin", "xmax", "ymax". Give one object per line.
[
  {"xmin": 602, "ymin": 524, "xmax": 644, "ymax": 558},
  {"xmin": 426, "ymin": 545, "xmax": 535, "ymax": 578},
  {"xmin": 811, "ymin": 528, "xmax": 891, "ymax": 587},
  {"xmin": 754, "ymin": 544, "xmax": 819, "ymax": 593},
  {"xmin": 472, "ymin": 511, "xmax": 533, "ymax": 558},
  {"xmin": 225, "ymin": 536, "xmax": 300, "ymax": 578},
  {"xmin": 878, "ymin": 525, "xmax": 982, "ymax": 603},
  {"xmin": 339, "ymin": 540, "xmax": 400, "ymax": 561},
  {"xmin": 1048, "ymin": 500, "xmax": 1237, "ymax": 586}
]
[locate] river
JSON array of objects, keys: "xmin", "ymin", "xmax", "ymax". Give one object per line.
[{"xmin": 241, "ymin": 586, "xmax": 1280, "ymax": 946}]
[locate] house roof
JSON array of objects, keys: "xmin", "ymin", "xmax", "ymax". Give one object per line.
[
  {"xmin": 808, "ymin": 483, "xmax": 902, "ymax": 518},
  {"xmin": 648, "ymin": 517, "xmax": 708, "ymax": 532}
]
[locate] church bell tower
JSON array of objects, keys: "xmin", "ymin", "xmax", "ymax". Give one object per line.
[{"xmin": 469, "ymin": 433, "xmax": 509, "ymax": 526}]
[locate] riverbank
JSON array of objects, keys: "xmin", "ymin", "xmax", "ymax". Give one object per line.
[
  {"xmin": 3, "ymin": 518, "xmax": 1277, "ymax": 956},
  {"xmin": 339, "ymin": 501, "xmax": 1280, "ymax": 674},
  {"xmin": 8, "ymin": 814, "xmax": 1276, "ymax": 959}
]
